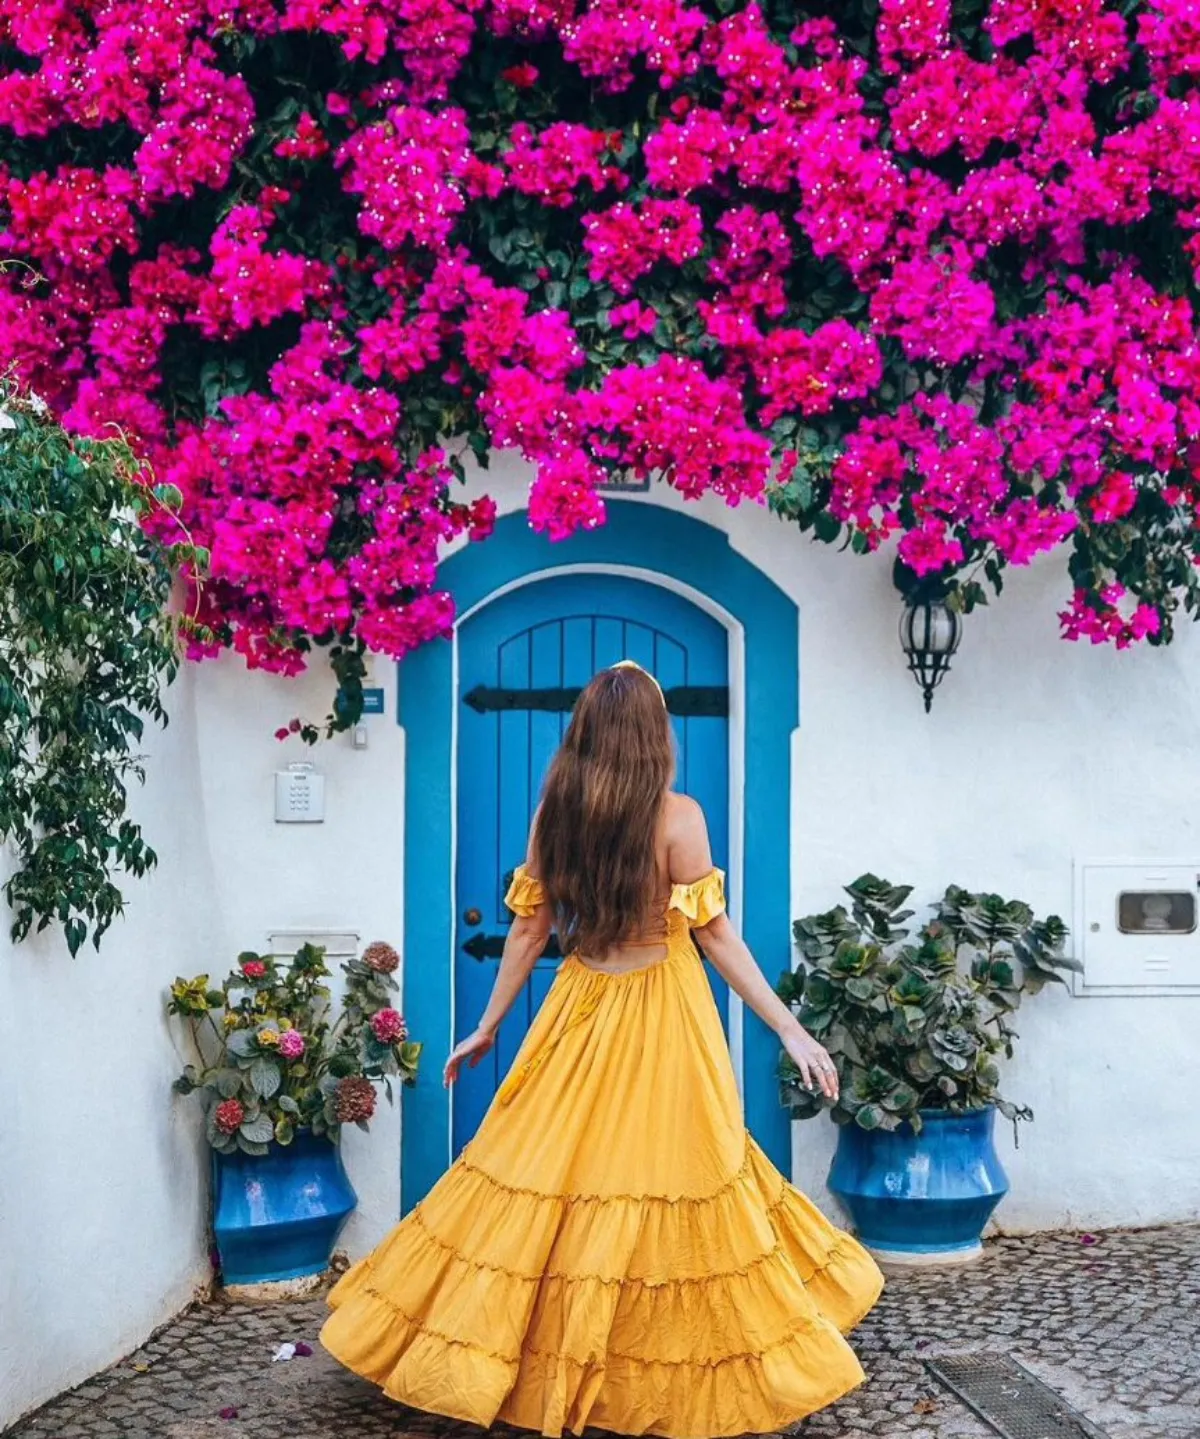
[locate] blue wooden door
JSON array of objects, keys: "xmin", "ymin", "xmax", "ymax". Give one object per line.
[{"xmin": 453, "ymin": 573, "xmax": 729, "ymax": 1156}]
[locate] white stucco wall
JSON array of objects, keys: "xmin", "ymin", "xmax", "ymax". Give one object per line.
[
  {"xmin": 0, "ymin": 656, "xmax": 405, "ymax": 1428},
  {"xmin": 188, "ymin": 654, "xmax": 406, "ymax": 1254},
  {"xmin": 0, "ymin": 667, "xmax": 217, "ymax": 1429}
]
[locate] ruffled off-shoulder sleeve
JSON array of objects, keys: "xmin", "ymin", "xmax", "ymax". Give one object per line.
[
  {"xmin": 668, "ymin": 868, "xmax": 727, "ymax": 927},
  {"xmin": 504, "ymin": 864, "xmax": 548, "ymax": 917}
]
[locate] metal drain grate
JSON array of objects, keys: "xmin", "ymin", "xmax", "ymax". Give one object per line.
[{"xmin": 926, "ymin": 1353, "xmax": 1110, "ymax": 1439}]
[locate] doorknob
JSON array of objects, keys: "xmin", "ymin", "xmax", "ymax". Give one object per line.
[{"xmin": 464, "ymin": 907, "xmax": 482, "ymax": 926}]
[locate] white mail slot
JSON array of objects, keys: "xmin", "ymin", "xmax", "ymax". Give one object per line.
[{"xmin": 1074, "ymin": 861, "xmax": 1200, "ymax": 996}]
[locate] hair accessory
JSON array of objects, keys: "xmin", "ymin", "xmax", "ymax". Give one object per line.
[{"xmin": 610, "ymin": 659, "xmax": 667, "ymax": 708}]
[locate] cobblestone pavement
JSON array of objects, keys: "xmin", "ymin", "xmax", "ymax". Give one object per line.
[{"xmin": 8, "ymin": 1226, "xmax": 1200, "ymax": 1439}]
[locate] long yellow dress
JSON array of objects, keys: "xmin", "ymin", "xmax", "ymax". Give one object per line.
[{"xmin": 321, "ymin": 868, "xmax": 883, "ymax": 1438}]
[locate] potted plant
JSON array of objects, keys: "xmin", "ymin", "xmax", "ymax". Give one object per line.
[
  {"xmin": 169, "ymin": 940, "xmax": 420, "ymax": 1288},
  {"xmin": 779, "ymin": 876, "xmax": 1079, "ymax": 1267}
]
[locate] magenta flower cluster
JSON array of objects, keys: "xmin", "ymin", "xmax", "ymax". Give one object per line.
[{"xmin": 5, "ymin": 0, "xmax": 1200, "ymax": 670}]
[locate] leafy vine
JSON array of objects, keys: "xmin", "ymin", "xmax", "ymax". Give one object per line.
[{"xmin": 0, "ymin": 375, "xmax": 203, "ymax": 953}]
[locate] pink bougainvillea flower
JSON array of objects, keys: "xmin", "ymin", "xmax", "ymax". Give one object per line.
[
  {"xmin": 501, "ymin": 63, "xmax": 539, "ymax": 87},
  {"xmin": 581, "ymin": 198, "xmax": 704, "ymax": 294},
  {"xmin": 503, "ymin": 122, "xmax": 626, "ymax": 207},
  {"xmin": 5, "ymin": 0, "xmax": 1200, "ymax": 688}
]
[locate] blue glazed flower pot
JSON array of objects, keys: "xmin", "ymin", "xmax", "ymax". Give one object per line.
[
  {"xmin": 212, "ymin": 1130, "xmax": 357, "ymax": 1286},
  {"xmin": 828, "ymin": 1106, "xmax": 1008, "ymax": 1265}
]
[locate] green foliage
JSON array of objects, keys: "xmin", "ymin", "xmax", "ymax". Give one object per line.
[
  {"xmin": 779, "ymin": 874, "xmax": 1081, "ymax": 1135},
  {"xmin": 169, "ymin": 941, "xmax": 421, "ymax": 1154},
  {"xmin": 0, "ymin": 376, "xmax": 201, "ymax": 955}
]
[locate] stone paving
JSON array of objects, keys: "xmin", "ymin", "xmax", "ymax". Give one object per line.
[{"xmin": 8, "ymin": 1225, "xmax": 1200, "ymax": 1439}]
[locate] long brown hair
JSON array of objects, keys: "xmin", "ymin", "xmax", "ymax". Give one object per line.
[{"xmin": 533, "ymin": 665, "xmax": 675, "ymax": 956}]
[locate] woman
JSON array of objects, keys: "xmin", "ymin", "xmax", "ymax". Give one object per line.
[{"xmin": 322, "ymin": 661, "xmax": 883, "ymax": 1438}]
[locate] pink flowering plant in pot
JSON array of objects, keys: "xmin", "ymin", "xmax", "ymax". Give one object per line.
[{"xmin": 169, "ymin": 940, "xmax": 420, "ymax": 1154}]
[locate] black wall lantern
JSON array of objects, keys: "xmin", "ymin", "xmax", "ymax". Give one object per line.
[{"xmin": 899, "ymin": 592, "xmax": 962, "ymax": 712}]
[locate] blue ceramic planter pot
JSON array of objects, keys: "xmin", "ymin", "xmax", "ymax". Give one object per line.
[
  {"xmin": 828, "ymin": 1107, "xmax": 1008, "ymax": 1264},
  {"xmin": 212, "ymin": 1130, "xmax": 357, "ymax": 1286}
]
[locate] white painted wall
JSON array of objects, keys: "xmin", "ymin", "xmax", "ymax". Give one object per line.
[
  {"xmin": 0, "ymin": 667, "xmax": 217, "ymax": 1429},
  {"xmin": 6, "ymin": 453, "xmax": 1200, "ymax": 1422},
  {"xmin": 0, "ymin": 654, "xmax": 406, "ymax": 1428},
  {"xmin": 189, "ymin": 653, "xmax": 406, "ymax": 1253}
]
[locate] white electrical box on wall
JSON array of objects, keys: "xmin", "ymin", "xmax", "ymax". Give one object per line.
[
  {"xmin": 267, "ymin": 928, "xmax": 359, "ymax": 960},
  {"xmin": 1074, "ymin": 860, "xmax": 1200, "ymax": 996},
  {"xmin": 274, "ymin": 762, "xmax": 325, "ymax": 823}
]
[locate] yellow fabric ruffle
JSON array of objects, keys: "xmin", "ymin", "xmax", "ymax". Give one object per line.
[
  {"xmin": 668, "ymin": 867, "xmax": 726, "ymax": 927},
  {"xmin": 323, "ymin": 872, "xmax": 883, "ymax": 1438},
  {"xmin": 505, "ymin": 864, "xmax": 547, "ymax": 916},
  {"xmin": 505, "ymin": 866, "xmax": 727, "ymax": 928}
]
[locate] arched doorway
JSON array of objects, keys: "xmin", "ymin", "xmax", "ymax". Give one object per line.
[{"xmin": 399, "ymin": 502, "xmax": 799, "ymax": 1212}]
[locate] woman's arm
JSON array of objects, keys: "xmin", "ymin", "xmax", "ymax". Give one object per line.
[
  {"xmin": 444, "ymin": 823, "xmax": 553, "ymax": 1087},
  {"xmin": 477, "ymin": 908, "xmax": 552, "ymax": 1033},
  {"xmin": 667, "ymin": 795, "xmax": 839, "ymax": 1102}
]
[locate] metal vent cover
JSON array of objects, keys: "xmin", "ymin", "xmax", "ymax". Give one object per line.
[{"xmin": 926, "ymin": 1353, "xmax": 1110, "ymax": 1439}]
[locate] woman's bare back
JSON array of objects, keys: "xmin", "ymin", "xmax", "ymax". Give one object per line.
[{"xmin": 574, "ymin": 791, "xmax": 709, "ymax": 972}]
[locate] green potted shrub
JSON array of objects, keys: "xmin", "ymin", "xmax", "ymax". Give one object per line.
[
  {"xmin": 169, "ymin": 940, "xmax": 421, "ymax": 1288},
  {"xmin": 779, "ymin": 876, "xmax": 1079, "ymax": 1266}
]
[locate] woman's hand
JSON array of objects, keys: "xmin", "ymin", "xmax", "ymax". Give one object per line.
[
  {"xmin": 443, "ymin": 1027, "xmax": 496, "ymax": 1087},
  {"xmin": 782, "ymin": 1024, "xmax": 839, "ymax": 1102}
]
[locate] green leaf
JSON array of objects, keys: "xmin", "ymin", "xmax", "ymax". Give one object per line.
[
  {"xmin": 274, "ymin": 1118, "xmax": 295, "ymax": 1145},
  {"xmin": 226, "ymin": 1030, "xmax": 257, "ymax": 1061},
  {"xmin": 152, "ymin": 483, "xmax": 183, "ymax": 511},
  {"xmin": 239, "ymin": 1114, "xmax": 275, "ymax": 1145},
  {"xmin": 249, "ymin": 1057, "xmax": 282, "ymax": 1100}
]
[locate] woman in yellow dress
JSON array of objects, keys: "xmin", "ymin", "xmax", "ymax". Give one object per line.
[{"xmin": 321, "ymin": 661, "xmax": 883, "ymax": 1437}]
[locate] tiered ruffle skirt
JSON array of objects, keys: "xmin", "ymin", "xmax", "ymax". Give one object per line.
[{"xmin": 322, "ymin": 916, "xmax": 883, "ymax": 1438}]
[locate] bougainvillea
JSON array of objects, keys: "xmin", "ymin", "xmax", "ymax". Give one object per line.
[{"xmin": 6, "ymin": 0, "xmax": 1200, "ymax": 718}]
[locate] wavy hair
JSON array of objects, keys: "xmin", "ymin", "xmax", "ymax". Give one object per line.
[{"xmin": 533, "ymin": 666, "xmax": 675, "ymax": 957}]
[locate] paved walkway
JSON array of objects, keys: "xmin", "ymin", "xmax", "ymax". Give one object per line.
[{"xmin": 9, "ymin": 1226, "xmax": 1199, "ymax": 1439}]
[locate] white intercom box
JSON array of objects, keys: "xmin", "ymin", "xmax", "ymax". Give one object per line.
[
  {"xmin": 274, "ymin": 762, "xmax": 325, "ymax": 823},
  {"xmin": 1074, "ymin": 860, "xmax": 1200, "ymax": 996}
]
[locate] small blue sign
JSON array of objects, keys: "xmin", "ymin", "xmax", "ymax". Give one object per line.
[{"xmin": 360, "ymin": 687, "xmax": 386, "ymax": 715}]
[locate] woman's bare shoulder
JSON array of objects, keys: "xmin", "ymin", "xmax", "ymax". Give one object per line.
[
  {"xmin": 661, "ymin": 792, "xmax": 712, "ymax": 880},
  {"xmin": 662, "ymin": 790, "xmax": 704, "ymax": 833}
]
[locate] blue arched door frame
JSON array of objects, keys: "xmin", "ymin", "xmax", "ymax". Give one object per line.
[{"xmin": 398, "ymin": 501, "xmax": 799, "ymax": 1213}]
